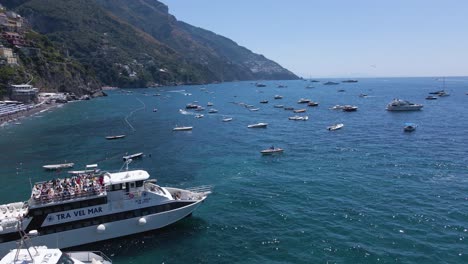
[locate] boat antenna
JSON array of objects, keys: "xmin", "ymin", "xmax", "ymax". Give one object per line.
[{"xmin": 119, "ymin": 159, "xmax": 132, "ymax": 172}]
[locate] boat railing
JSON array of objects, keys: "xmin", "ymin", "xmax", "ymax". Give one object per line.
[
  {"xmin": 186, "ymin": 185, "xmax": 213, "ymax": 194},
  {"xmin": 28, "ymin": 186, "xmax": 107, "ymax": 207},
  {"xmin": 66, "ymin": 251, "xmax": 112, "ymax": 263}
]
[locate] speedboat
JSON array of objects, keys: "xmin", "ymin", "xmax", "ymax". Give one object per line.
[
  {"xmin": 277, "ymin": 84, "xmax": 287, "ymax": 88},
  {"xmin": 429, "ymin": 90, "xmax": 445, "ymax": 94},
  {"xmin": 288, "ymin": 116, "xmax": 308, "ymax": 121},
  {"xmin": 342, "ymin": 105, "xmax": 358, "ymax": 112},
  {"xmin": 105, "ymin": 135, "xmax": 126, "ymax": 140},
  {"xmin": 195, "ymin": 114, "xmax": 204, "ymax": 119},
  {"xmin": 342, "ymin": 80, "xmax": 358, "ymax": 83},
  {"xmin": 293, "ymin": 109, "xmax": 306, "ymax": 113},
  {"xmin": 297, "ymin": 98, "xmax": 311, "ymax": 104},
  {"xmin": 260, "ymin": 147, "xmax": 284, "ymax": 155},
  {"xmin": 337, "ymin": 89, "xmax": 345, "ymax": 92},
  {"xmin": 249, "ymin": 108, "xmax": 260, "ymax": 111},
  {"xmin": 207, "ymin": 102, "xmax": 213, "ymax": 106},
  {"xmin": 260, "ymin": 100, "xmax": 268, "ymax": 104},
  {"xmin": 208, "ymin": 109, "xmax": 218, "ymax": 113},
  {"xmin": 173, "ymin": 126, "xmax": 193, "ymax": 131},
  {"xmin": 274, "ymin": 95, "xmax": 283, "ymax": 99},
  {"xmin": 0, "ymin": 164, "xmax": 211, "ymax": 256},
  {"xmin": 185, "ymin": 103, "xmax": 199, "ymax": 109},
  {"xmin": 247, "ymin": 123, "xmax": 268, "ymax": 128},
  {"xmin": 43, "ymin": 163, "xmax": 74, "ymax": 171},
  {"xmin": 123, "ymin": 152, "xmax": 144, "ymax": 161},
  {"xmin": 323, "ymin": 81, "xmax": 339, "ymax": 85},
  {"xmin": 327, "ymin": 123, "xmax": 344, "ymax": 131},
  {"xmin": 330, "ymin": 105, "xmax": 345, "ymax": 110},
  {"xmin": 222, "ymin": 117, "xmax": 233, "ymax": 122},
  {"xmin": 359, "ymin": 94, "xmax": 368, "ymax": 98},
  {"xmin": 195, "ymin": 106, "xmax": 205, "ymax": 111},
  {"xmin": 437, "ymin": 91, "xmax": 449, "ymax": 97},
  {"xmin": 307, "ymin": 101, "xmax": 319, "ymax": 107},
  {"xmin": 255, "ymin": 83, "xmax": 266, "ymax": 87},
  {"xmin": 153, "ymin": 108, "xmax": 158, "ymax": 112},
  {"xmin": 274, "ymin": 105, "xmax": 284, "ymax": 108},
  {"xmin": 425, "ymin": 95, "xmax": 437, "ymax": 100},
  {"xmin": 386, "ymin": 99, "xmax": 423, "ymax": 111},
  {"xmin": 404, "ymin": 122, "xmax": 417, "ymax": 132}
]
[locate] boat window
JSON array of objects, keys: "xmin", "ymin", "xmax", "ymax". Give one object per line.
[
  {"xmin": 111, "ymin": 184, "xmax": 122, "ymax": 191},
  {"xmin": 135, "ymin": 181, "xmax": 143, "ymax": 187},
  {"xmin": 130, "ymin": 182, "xmax": 135, "ymax": 188}
]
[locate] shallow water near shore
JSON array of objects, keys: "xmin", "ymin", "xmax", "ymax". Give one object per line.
[{"xmin": 1, "ymin": 77, "xmax": 468, "ymax": 263}]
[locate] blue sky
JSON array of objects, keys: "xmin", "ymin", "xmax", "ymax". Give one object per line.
[{"xmin": 161, "ymin": 0, "xmax": 468, "ymax": 78}]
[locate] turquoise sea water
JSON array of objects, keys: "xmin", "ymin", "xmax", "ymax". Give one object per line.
[{"xmin": 0, "ymin": 77, "xmax": 467, "ymax": 263}]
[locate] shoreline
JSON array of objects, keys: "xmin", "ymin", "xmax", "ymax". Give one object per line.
[{"xmin": 0, "ymin": 102, "xmax": 62, "ymax": 127}]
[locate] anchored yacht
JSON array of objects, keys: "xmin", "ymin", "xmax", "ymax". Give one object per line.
[
  {"xmin": 386, "ymin": 99, "xmax": 423, "ymax": 111},
  {"xmin": 0, "ymin": 165, "xmax": 211, "ymax": 256}
]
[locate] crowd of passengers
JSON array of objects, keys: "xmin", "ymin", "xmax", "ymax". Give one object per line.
[{"xmin": 31, "ymin": 173, "xmax": 105, "ymax": 202}]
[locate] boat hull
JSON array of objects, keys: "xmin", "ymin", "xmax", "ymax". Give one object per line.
[{"xmin": 0, "ymin": 199, "xmax": 204, "ymax": 256}]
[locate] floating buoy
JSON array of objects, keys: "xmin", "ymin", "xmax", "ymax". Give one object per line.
[
  {"xmin": 138, "ymin": 217, "xmax": 147, "ymax": 226},
  {"xmin": 97, "ymin": 224, "xmax": 106, "ymax": 233}
]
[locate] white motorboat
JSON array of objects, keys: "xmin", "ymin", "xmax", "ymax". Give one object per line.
[
  {"xmin": 327, "ymin": 123, "xmax": 344, "ymax": 131},
  {"xmin": 288, "ymin": 116, "xmax": 308, "ymax": 121},
  {"xmin": 260, "ymin": 147, "xmax": 284, "ymax": 155},
  {"xmin": 222, "ymin": 117, "xmax": 233, "ymax": 122},
  {"xmin": 342, "ymin": 105, "xmax": 358, "ymax": 112},
  {"xmin": 68, "ymin": 164, "xmax": 99, "ymax": 175},
  {"xmin": 0, "ymin": 165, "xmax": 211, "ymax": 256},
  {"xmin": 247, "ymin": 123, "xmax": 268, "ymax": 128},
  {"xmin": 43, "ymin": 163, "xmax": 74, "ymax": 171},
  {"xmin": 173, "ymin": 126, "xmax": 193, "ymax": 131},
  {"xmin": 249, "ymin": 108, "xmax": 260, "ymax": 112},
  {"xmin": 330, "ymin": 105, "xmax": 345, "ymax": 110},
  {"xmin": 274, "ymin": 105, "xmax": 284, "ymax": 108},
  {"xmin": 274, "ymin": 95, "xmax": 283, "ymax": 99},
  {"xmin": 293, "ymin": 109, "xmax": 306, "ymax": 113},
  {"xmin": 207, "ymin": 102, "xmax": 213, "ymax": 106},
  {"xmin": 386, "ymin": 99, "xmax": 423, "ymax": 111},
  {"xmin": 260, "ymin": 100, "xmax": 268, "ymax": 104},
  {"xmin": 105, "ymin": 135, "xmax": 126, "ymax": 140},
  {"xmin": 307, "ymin": 101, "xmax": 319, "ymax": 107},
  {"xmin": 297, "ymin": 98, "xmax": 311, "ymax": 104},
  {"xmin": 123, "ymin": 152, "xmax": 144, "ymax": 161},
  {"xmin": 195, "ymin": 114, "xmax": 204, "ymax": 119},
  {"xmin": 208, "ymin": 109, "xmax": 218, "ymax": 113}
]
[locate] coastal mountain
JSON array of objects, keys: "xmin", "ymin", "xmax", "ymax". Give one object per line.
[{"xmin": 2, "ymin": 0, "xmax": 298, "ymax": 89}]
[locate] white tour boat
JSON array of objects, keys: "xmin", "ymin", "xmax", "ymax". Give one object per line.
[
  {"xmin": 0, "ymin": 165, "xmax": 211, "ymax": 256},
  {"xmin": 386, "ymin": 99, "xmax": 423, "ymax": 111}
]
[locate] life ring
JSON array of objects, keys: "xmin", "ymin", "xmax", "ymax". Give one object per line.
[{"xmin": 129, "ymin": 193, "xmax": 134, "ymax": 199}]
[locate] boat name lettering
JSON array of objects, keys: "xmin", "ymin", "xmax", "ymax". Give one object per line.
[{"xmin": 55, "ymin": 207, "xmax": 103, "ymax": 220}]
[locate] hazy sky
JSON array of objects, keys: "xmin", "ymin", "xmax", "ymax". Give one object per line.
[{"xmin": 161, "ymin": 0, "xmax": 468, "ymax": 78}]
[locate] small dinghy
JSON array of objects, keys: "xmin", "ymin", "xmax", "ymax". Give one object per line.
[
  {"xmin": 404, "ymin": 122, "xmax": 417, "ymax": 132},
  {"xmin": 222, "ymin": 117, "xmax": 233, "ymax": 122},
  {"xmin": 43, "ymin": 163, "xmax": 75, "ymax": 170}
]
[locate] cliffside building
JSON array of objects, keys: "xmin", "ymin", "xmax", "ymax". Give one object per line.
[
  {"xmin": 0, "ymin": 46, "xmax": 17, "ymax": 65},
  {"xmin": 9, "ymin": 84, "xmax": 38, "ymax": 103}
]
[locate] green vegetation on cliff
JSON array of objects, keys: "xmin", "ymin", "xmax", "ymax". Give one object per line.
[{"xmin": 4, "ymin": 0, "xmax": 298, "ymax": 88}]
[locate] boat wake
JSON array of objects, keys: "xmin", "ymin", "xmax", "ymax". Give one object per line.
[
  {"xmin": 179, "ymin": 109, "xmax": 195, "ymax": 115},
  {"xmin": 125, "ymin": 97, "xmax": 146, "ymax": 132}
]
